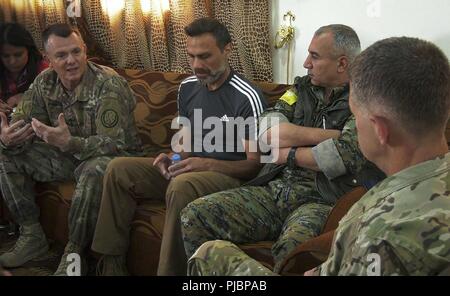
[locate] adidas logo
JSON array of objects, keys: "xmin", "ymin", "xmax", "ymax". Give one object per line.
[{"xmin": 220, "ymin": 114, "xmax": 230, "ymax": 122}]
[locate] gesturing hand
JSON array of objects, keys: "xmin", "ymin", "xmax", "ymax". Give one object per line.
[
  {"xmin": 0, "ymin": 112, "xmax": 34, "ymax": 147},
  {"xmin": 6, "ymin": 93, "xmax": 23, "ymax": 108},
  {"xmin": 31, "ymin": 113, "xmax": 72, "ymax": 151},
  {"xmin": 0, "ymin": 101, "xmax": 13, "ymax": 114}
]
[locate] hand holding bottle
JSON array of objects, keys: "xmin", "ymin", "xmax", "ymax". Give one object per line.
[{"xmin": 153, "ymin": 153, "xmax": 182, "ymax": 180}]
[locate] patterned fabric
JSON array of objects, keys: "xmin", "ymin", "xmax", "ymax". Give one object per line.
[
  {"xmin": 0, "ymin": 0, "xmax": 68, "ymax": 49},
  {"xmin": 115, "ymin": 69, "xmax": 189, "ymax": 155},
  {"xmin": 1, "ymin": 0, "xmax": 272, "ymax": 81},
  {"xmin": 188, "ymin": 240, "xmax": 276, "ymax": 276},
  {"xmin": 320, "ymin": 153, "xmax": 450, "ymax": 276},
  {"xmin": 199, "ymin": 0, "xmax": 272, "ymax": 81},
  {"xmin": 181, "ymin": 187, "xmax": 332, "ymax": 272},
  {"xmin": 179, "ymin": 187, "xmax": 369, "ymax": 276}
]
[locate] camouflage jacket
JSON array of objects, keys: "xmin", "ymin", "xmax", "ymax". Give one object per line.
[
  {"xmin": 1, "ymin": 61, "xmax": 142, "ymax": 160},
  {"xmin": 320, "ymin": 153, "xmax": 450, "ymax": 275},
  {"xmin": 254, "ymin": 76, "xmax": 381, "ymax": 204}
]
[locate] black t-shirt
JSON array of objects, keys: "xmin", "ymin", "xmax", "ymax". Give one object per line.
[{"xmin": 177, "ymin": 71, "xmax": 267, "ymax": 161}]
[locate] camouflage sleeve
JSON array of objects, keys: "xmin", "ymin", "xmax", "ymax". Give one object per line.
[
  {"xmin": 0, "ymin": 80, "xmax": 50, "ymax": 154},
  {"xmin": 320, "ymin": 236, "xmax": 418, "ymax": 276},
  {"xmin": 65, "ymin": 76, "xmax": 137, "ymax": 161},
  {"xmin": 312, "ymin": 116, "xmax": 366, "ymax": 179},
  {"xmin": 258, "ymin": 87, "xmax": 297, "ymax": 137},
  {"xmin": 188, "ymin": 240, "xmax": 277, "ymax": 276}
]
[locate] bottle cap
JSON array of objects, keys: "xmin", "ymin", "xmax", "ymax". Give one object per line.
[{"xmin": 171, "ymin": 153, "xmax": 181, "ymax": 162}]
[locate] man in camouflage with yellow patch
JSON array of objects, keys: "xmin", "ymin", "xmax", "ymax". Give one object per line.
[
  {"xmin": 0, "ymin": 24, "xmax": 141, "ymax": 276},
  {"xmin": 188, "ymin": 37, "xmax": 450, "ymax": 276},
  {"xmin": 181, "ymin": 24, "xmax": 384, "ymax": 273}
]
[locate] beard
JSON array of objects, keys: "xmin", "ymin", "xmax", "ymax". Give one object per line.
[{"xmin": 194, "ymin": 64, "xmax": 227, "ymax": 86}]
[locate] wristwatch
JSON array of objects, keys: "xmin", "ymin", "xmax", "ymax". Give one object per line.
[{"xmin": 287, "ymin": 147, "xmax": 298, "ymax": 169}]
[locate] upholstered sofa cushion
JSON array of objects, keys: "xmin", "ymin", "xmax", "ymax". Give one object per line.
[
  {"xmin": 127, "ymin": 201, "xmax": 166, "ymax": 275},
  {"xmin": 115, "ymin": 70, "xmax": 188, "ymax": 156},
  {"xmin": 36, "ymin": 182, "xmax": 74, "ymax": 245}
]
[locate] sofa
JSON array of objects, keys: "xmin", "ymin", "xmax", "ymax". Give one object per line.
[
  {"xmin": 29, "ymin": 69, "xmax": 291, "ymax": 275},
  {"xmin": 2, "ymin": 67, "xmax": 449, "ymax": 275}
]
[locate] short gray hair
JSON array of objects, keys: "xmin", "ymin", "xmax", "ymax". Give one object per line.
[{"xmin": 315, "ymin": 24, "xmax": 361, "ymax": 63}]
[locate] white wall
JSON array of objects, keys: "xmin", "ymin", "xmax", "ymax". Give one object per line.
[{"xmin": 270, "ymin": 0, "xmax": 450, "ymax": 83}]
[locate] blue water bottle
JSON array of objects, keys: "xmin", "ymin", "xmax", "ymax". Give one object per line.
[{"xmin": 171, "ymin": 153, "xmax": 181, "ymax": 165}]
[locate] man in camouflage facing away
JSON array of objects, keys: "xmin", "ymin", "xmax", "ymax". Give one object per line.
[
  {"xmin": 181, "ymin": 24, "xmax": 384, "ymax": 273},
  {"xmin": 0, "ymin": 24, "xmax": 141, "ymax": 275},
  {"xmin": 188, "ymin": 37, "xmax": 450, "ymax": 276}
]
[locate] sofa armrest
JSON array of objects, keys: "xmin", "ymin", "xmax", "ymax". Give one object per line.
[
  {"xmin": 321, "ymin": 186, "xmax": 367, "ymax": 233},
  {"xmin": 277, "ymin": 187, "xmax": 367, "ymax": 275},
  {"xmin": 278, "ymin": 230, "xmax": 335, "ymax": 275},
  {"xmin": 239, "ymin": 241, "xmax": 275, "ymax": 271}
]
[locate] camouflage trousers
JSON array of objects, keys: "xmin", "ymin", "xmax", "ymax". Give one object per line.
[
  {"xmin": 188, "ymin": 240, "xmax": 277, "ymax": 276},
  {"xmin": 0, "ymin": 142, "xmax": 113, "ymax": 248},
  {"xmin": 181, "ymin": 181, "xmax": 333, "ymax": 273}
]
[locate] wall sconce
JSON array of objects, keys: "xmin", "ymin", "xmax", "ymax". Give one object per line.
[{"xmin": 274, "ymin": 11, "xmax": 295, "ymax": 84}]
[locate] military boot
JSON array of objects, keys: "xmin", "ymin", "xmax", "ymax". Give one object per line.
[
  {"xmin": 96, "ymin": 254, "xmax": 130, "ymax": 276},
  {"xmin": 53, "ymin": 241, "xmax": 87, "ymax": 276},
  {"xmin": 0, "ymin": 222, "xmax": 49, "ymax": 268}
]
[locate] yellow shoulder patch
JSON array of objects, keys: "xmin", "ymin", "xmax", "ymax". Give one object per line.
[{"xmin": 280, "ymin": 89, "xmax": 298, "ymax": 105}]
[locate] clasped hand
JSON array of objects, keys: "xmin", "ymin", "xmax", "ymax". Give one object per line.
[{"xmin": 153, "ymin": 154, "xmax": 210, "ymax": 180}]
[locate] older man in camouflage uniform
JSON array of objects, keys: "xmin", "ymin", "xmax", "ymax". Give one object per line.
[
  {"xmin": 188, "ymin": 37, "xmax": 450, "ymax": 276},
  {"xmin": 0, "ymin": 24, "xmax": 141, "ymax": 275},
  {"xmin": 181, "ymin": 24, "xmax": 384, "ymax": 273}
]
